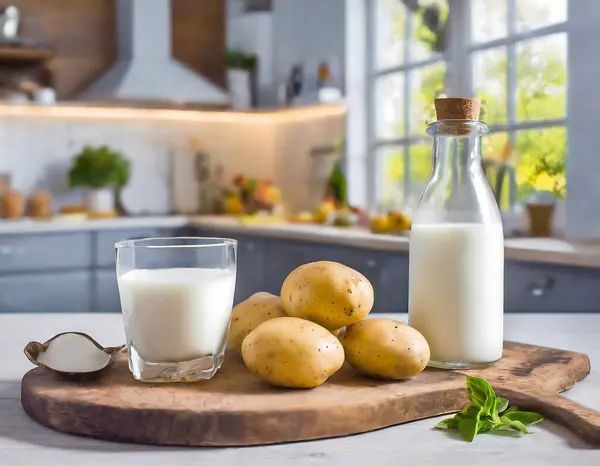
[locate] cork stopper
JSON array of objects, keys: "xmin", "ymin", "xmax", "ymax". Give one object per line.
[
  {"xmin": 434, "ymin": 98, "xmax": 481, "ymax": 136},
  {"xmin": 435, "ymin": 98, "xmax": 480, "ymax": 121}
]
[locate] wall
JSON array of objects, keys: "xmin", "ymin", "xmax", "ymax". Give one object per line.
[
  {"xmin": 272, "ymin": 0, "xmax": 346, "ymax": 92},
  {"xmin": 227, "ymin": 0, "xmax": 346, "ymax": 107},
  {"xmin": 0, "ymin": 107, "xmax": 345, "ymax": 214}
]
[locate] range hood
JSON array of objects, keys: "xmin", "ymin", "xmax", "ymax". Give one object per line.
[{"xmin": 80, "ymin": 0, "xmax": 229, "ymax": 108}]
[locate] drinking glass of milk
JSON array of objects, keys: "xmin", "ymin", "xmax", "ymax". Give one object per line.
[
  {"xmin": 115, "ymin": 237, "xmax": 237, "ymax": 382},
  {"xmin": 408, "ymin": 98, "xmax": 504, "ymax": 370}
]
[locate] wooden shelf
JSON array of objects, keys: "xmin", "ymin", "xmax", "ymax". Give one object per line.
[{"xmin": 0, "ymin": 46, "xmax": 54, "ymax": 63}]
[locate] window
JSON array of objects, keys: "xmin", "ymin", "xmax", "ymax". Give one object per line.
[
  {"xmin": 370, "ymin": 0, "xmax": 447, "ymax": 211},
  {"xmin": 367, "ymin": 0, "xmax": 567, "ymax": 212}
]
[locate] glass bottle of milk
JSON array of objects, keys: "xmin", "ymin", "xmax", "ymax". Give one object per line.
[{"xmin": 408, "ymin": 98, "xmax": 504, "ymax": 369}]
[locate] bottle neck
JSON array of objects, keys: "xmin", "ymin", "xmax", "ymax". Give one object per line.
[{"xmin": 432, "ymin": 134, "xmax": 482, "ymax": 179}]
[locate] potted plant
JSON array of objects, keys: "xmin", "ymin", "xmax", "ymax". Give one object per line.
[
  {"xmin": 68, "ymin": 145, "xmax": 131, "ymax": 214},
  {"xmin": 226, "ymin": 50, "xmax": 258, "ymax": 109}
]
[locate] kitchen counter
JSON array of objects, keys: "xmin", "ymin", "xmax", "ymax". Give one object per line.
[
  {"xmin": 2, "ymin": 313, "xmax": 599, "ymax": 465},
  {"xmin": 1, "ymin": 215, "xmax": 600, "ymax": 269},
  {"xmin": 191, "ymin": 216, "xmax": 600, "ymax": 269},
  {"xmin": 0, "ymin": 216, "xmax": 188, "ymax": 234}
]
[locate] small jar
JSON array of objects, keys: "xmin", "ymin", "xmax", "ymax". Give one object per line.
[
  {"xmin": 1, "ymin": 189, "xmax": 25, "ymax": 219},
  {"xmin": 28, "ymin": 191, "xmax": 53, "ymax": 219}
]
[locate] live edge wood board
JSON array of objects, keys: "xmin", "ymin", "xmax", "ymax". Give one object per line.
[{"xmin": 21, "ymin": 342, "xmax": 600, "ymax": 447}]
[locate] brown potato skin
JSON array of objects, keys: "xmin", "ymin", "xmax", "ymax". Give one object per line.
[
  {"xmin": 241, "ymin": 317, "xmax": 345, "ymax": 388},
  {"xmin": 227, "ymin": 292, "xmax": 287, "ymax": 354},
  {"xmin": 281, "ymin": 261, "xmax": 374, "ymax": 330},
  {"xmin": 341, "ymin": 319, "xmax": 430, "ymax": 380}
]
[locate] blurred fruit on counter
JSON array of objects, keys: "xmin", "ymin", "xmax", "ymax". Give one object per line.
[
  {"xmin": 288, "ymin": 211, "xmax": 316, "ymax": 224},
  {"xmin": 370, "ymin": 210, "xmax": 412, "ymax": 234},
  {"xmin": 313, "ymin": 199, "xmax": 336, "ymax": 224},
  {"xmin": 229, "ymin": 174, "xmax": 284, "ymax": 217},
  {"xmin": 332, "ymin": 207, "xmax": 359, "ymax": 227},
  {"xmin": 224, "ymin": 194, "xmax": 245, "ymax": 215}
]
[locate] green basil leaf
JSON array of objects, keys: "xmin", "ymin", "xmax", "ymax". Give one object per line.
[
  {"xmin": 462, "ymin": 404, "xmax": 483, "ymax": 419},
  {"xmin": 501, "ymin": 411, "xmax": 543, "ymax": 426},
  {"xmin": 504, "ymin": 405, "xmax": 519, "ymax": 414},
  {"xmin": 495, "ymin": 397, "xmax": 509, "ymax": 414},
  {"xmin": 497, "ymin": 419, "xmax": 532, "ymax": 435},
  {"xmin": 458, "ymin": 417, "xmax": 480, "ymax": 442},
  {"xmin": 466, "ymin": 376, "xmax": 496, "ymax": 409},
  {"xmin": 434, "ymin": 418, "xmax": 458, "ymax": 430},
  {"xmin": 477, "ymin": 419, "xmax": 496, "ymax": 434}
]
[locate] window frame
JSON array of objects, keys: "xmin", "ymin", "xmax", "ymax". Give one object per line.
[{"xmin": 365, "ymin": 0, "xmax": 568, "ymax": 213}]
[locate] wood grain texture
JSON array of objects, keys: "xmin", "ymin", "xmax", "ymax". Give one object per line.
[
  {"xmin": 10, "ymin": 0, "xmax": 117, "ymax": 98},
  {"xmin": 171, "ymin": 0, "xmax": 226, "ymax": 88},
  {"xmin": 20, "ymin": 341, "xmax": 596, "ymax": 446}
]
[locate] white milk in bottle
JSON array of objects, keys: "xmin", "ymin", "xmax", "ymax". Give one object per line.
[{"xmin": 408, "ymin": 98, "xmax": 504, "ymax": 369}]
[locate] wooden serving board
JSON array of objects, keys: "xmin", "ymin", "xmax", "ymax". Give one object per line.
[{"xmin": 21, "ymin": 342, "xmax": 599, "ymax": 446}]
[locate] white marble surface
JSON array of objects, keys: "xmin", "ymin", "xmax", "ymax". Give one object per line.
[{"xmin": 1, "ymin": 313, "xmax": 599, "ymax": 465}]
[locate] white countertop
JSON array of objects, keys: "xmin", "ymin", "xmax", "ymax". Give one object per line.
[
  {"xmin": 2, "ymin": 313, "xmax": 599, "ymax": 465},
  {"xmin": 1, "ymin": 215, "xmax": 600, "ymax": 269},
  {"xmin": 0, "ymin": 216, "xmax": 188, "ymax": 233}
]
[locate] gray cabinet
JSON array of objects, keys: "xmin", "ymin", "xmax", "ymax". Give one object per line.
[
  {"xmin": 505, "ymin": 261, "xmax": 600, "ymax": 312},
  {"xmin": 0, "ymin": 271, "xmax": 92, "ymax": 313},
  {"xmin": 235, "ymin": 235, "xmax": 267, "ymax": 303},
  {"xmin": 94, "ymin": 269, "xmax": 121, "ymax": 313},
  {"xmin": 94, "ymin": 228, "xmax": 180, "ymax": 267},
  {"xmin": 0, "ymin": 233, "xmax": 91, "ymax": 273}
]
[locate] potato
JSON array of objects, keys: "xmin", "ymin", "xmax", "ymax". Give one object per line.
[
  {"xmin": 341, "ymin": 319, "xmax": 430, "ymax": 380},
  {"xmin": 241, "ymin": 317, "xmax": 344, "ymax": 388},
  {"xmin": 281, "ymin": 261, "xmax": 374, "ymax": 330},
  {"xmin": 228, "ymin": 292, "xmax": 287, "ymax": 354}
]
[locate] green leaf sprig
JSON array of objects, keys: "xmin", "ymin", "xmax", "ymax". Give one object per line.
[{"xmin": 435, "ymin": 376, "xmax": 544, "ymax": 442}]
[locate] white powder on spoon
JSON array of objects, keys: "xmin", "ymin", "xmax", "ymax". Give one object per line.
[{"xmin": 37, "ymin": 333, "xmax": 111, "ymax": 373}]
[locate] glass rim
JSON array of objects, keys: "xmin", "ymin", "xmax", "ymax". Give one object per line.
[{"xmin": 114, "ymin": 236, "xmax": 237, "ymax": 250}]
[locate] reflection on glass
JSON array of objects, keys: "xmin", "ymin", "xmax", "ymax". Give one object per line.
[
  {"xmin": 375, "ymin": 0, "xmax": 406, "ymax": 69},
  {"xmin": 377, "ymin": 146, "xmax": 405, "ymax": 210},
  {"xmin": 516, "ymin": 0, "xmax": 567, "ymax": 32},
  {"xmin": 409, "ymin": 62, "xmax": 446, "ymax": 135},
  {"xmin": 376, "ymin": 72, "xmax": 405, "ymax": 138},
  {"xmin": 515, "ymin": 127, "xmax": 566, "ymax": 201},
  {"xmin": 481, "ymin": 132, "xmax": 512, "ymax": 210},
  {"xmin": 409, "ymin": 142, "xmax": 433, "ymax": 205},
  {"xmin": 516, "ymin": 34, "xmax": 566, "ymax": 122},
  {"xmin": 472, "ymin": 46, "xmax": 508, "ymax": 125},
  {"xmin": 410, "ymin": 0, "xmax": 446, "ymax": 61},
  {"xmin": 471, "ymin": 0, "xmax": 507, "ymax": 43}
]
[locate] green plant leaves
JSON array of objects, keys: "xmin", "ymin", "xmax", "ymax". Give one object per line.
[
  {"xmin": 68, "ymin": 145, "xmax": 131, "ymax": 189},
  {"xmin": 433, "ymin": 376, "xmax": 543, "ymax": 442},
  {"xmin": 495, "ymin": 397, "xmax": 509, "ymax": 414}
]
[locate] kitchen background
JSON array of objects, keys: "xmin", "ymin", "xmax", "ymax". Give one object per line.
[{"xmin": 0, "ymin": 0, "xmax": 599, "ymax": 315}]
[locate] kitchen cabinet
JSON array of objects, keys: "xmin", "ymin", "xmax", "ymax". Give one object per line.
[
  {"xmin": 234, "ymin": 234, "xmax": 267, "ymax": 304},
  {"xmin": 197, "ymin": 230, "xmax": 410, "ymax": 313},
  {"xmin": 504, "ymin": 261, "xmax": 600, "ymax": 312},
  {"xmin": 95, "ymin": 228, "xmax": 179, "ymax": 267},
  {"xmin": 0, "ymin": 232, "xmax": 91, "ymax": 273},
  {"xmin": 0, "ymin": 271, "xmax": 92, "ymax": 313},
  {"xmin": 94, "ymin": 269, "xmax": 120, "ymax": 313}
]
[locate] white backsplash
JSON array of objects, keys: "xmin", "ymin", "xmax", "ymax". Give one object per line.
[{"xmin": 0, "ymin": 109, "xmax": 345, "ymax": 214}]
